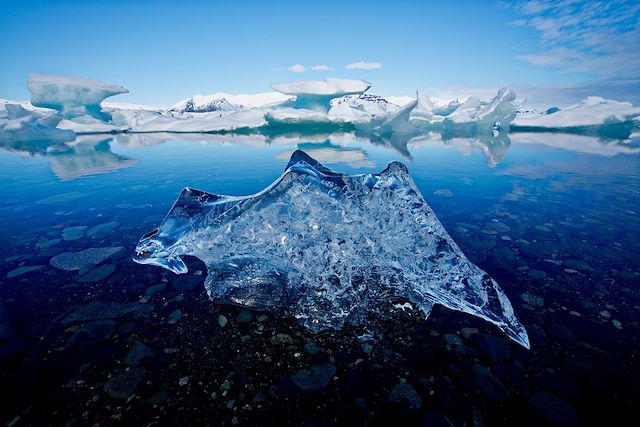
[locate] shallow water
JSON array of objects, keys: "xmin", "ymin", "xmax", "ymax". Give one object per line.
[{"xmin": 1, "ymin": 131, "xmax": 639, "ymax": 426}]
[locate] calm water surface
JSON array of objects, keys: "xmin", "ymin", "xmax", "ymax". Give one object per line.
[{"xmin": 0, "ymin": 131, "xmax": 639, "ymax": 426}]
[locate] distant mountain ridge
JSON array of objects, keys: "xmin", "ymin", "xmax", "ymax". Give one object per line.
[{"xmin": 170, "ymin": 92, "xmax": 292, "ymax": 113}]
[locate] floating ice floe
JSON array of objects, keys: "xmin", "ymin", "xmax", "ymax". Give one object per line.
[
  {"xmin": 272, "ymin": 78, "xmax": 371, "ymax": 112},
  {"xmin": 28, "ymin": 73, "xmax": 128, "ymax": 121},
  {"xmin": 133, "ymin": 150, "xmax": 530, "ymax": 348},
  {"xmin": 511, "ymin": 97, "xmax": 640, "ymax": 137},
  {"xmin": 379, "ymin": 90, "xmax": 444, "ymax": 134},
  {"xmin": 444, "ymin": 87, "xmax": 518, "ymax": 130},
  {"xmin": 0, "ymin": 101, "xmax": 75, "ymax": 143}
]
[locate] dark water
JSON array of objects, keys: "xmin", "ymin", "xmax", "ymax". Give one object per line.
[{"xmin": 0, "ymin": 131, "xmax": 639, "ymax": 426}]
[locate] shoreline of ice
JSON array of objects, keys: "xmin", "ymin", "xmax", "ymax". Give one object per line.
[{"xmin": 2, "ymin": 73, "xmax": 638, "ymax": 143}]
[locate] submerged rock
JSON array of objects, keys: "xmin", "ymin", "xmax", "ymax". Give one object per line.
[
  {"xmin": 133, "ymin": 151, "xmax": 529, "ymax": 348},
  {"xmin": 474, "ymin": 334, "xmax": 511, "ymax": 361},
  {"xmin": 125, "ymin": 343, "xmax": 155, "ymax": 367},
  {"xmin": 78, "ymin": 264, "xmax": 116, "ymax": 282},
  {"xmin": 389, "ymin": 382, "xmax": 422, "ymax": 409},
  {"xmin": 472, "ymin": 364, "xmax": 510, "ymax": 401},
  {"xmin": 87, "ymin": 221, "xmax": 120, "ymax": 237},
  {"xmin": 291, "ymin": 363, "xmax": 336, "ymax": 391},
  {"xmin": 103, "ymin": 368, "xmax": 147, "ymax": 399},
  {"xmin": 51, "ymin": 247, "xmax": 123, "ymax": 271},
  {"xmin": 62, "ymin": 226, "xmax": 87, "ymax": 241},
  {"xmin": 6, "ymin": 265, "xmax": 45, "ymax": 279},
  {"xmin": 63, "ymin": 301, "xmax": 152, "ymax": 325},
  {"xmin": 145, "ymin": 283, "xmax": 166, "ymax": 297},
  {"xmin": 67, "ymin": 319, "xmax": 117, "ymax": 346}
]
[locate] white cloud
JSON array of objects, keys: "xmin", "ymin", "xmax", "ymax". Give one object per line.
[
  {"xmin": 310, "ymin": 64, "xmax": 334, "ymax": 71},
  {"xmin": 288, "ymin": 64, "xmax": 306, "ymax": 73},
  {"xmin": 345, "ymin": 61, "xmax": 383, "ymax": 70},
  {"xmin": 510, "ymin": 0, "xmax": 640, "ymax": 78}
]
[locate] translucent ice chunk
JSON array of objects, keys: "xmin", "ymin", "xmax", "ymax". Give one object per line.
[{"xmin": 133, "ymin": 150, "xmax": 529, "ymax": 348}]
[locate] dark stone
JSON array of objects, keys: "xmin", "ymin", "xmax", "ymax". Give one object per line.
[
  {"xmin": 549, "ymin": 323, "xmax": 574, "ymax": 341},
  {"xmin": 78, "ymin": 264, "xmax": 116, "ymax": 282},
  {"xmin": 172, "ymin": 275, "xmax": 202, "ymax": 292},
  {"xmin": 145, "ymin": 283, "xmax": 166, "ymax": 297},
  {"xmin": 67, "ymin": 320, "xmax": 118, "ymax": 346},
  {"xmin": 528, "ymin": 391, "xmax": 579, "ymax": 426},
  {"xmin": 125, "ymin": 343, "xmax": 155, "ymax": 367},
  {"xmin": 236, "ymin": 309, "xmax": 255, "ymax": 323},
  {"xmin": 303, "ymin": 341, "xmax": 321, "ymax": 356},
  {"xmin": 167, "ymin": 309, "xmax": 182, "ymax": 325},
  {"xmin": 63, "ymin": 301, "xmax": 153, "ymax": 324},
  {"xmin": 389, "ymin": 382, "xmax": 422, "ymax": 409},
  {"xmin": 474, "ymin": 334, "xmax": 511, "ymax": 360},
  {"xmin": 472, "ymin": 364, "xmax": 510, "ymax": 401},
  {"xmin": 564, "ymin": 259, "xmax": 591, "ymax": 271},
  {"xmin": 574, "ymin": 298, "xmax": 597, "ymax": 313},
  {"xmin": 103, "ymin": 368, "xmax": 147, "ymax": 399},
  {"xmin": 291, "ymin": 363, "xmax": 336, "ymax": 391}
]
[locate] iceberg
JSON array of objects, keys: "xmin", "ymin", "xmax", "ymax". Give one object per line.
[
  {"xmin": 330, "ymin": 94, "xmax": 400, "ymax": 120},
  {"xmin": 0, "ymin": 102, "xmax": 75, "ymax": 143},
  {"xmin": 409, "ymin": 90, "xmax": 445, "ymax": 128},
  {"xmin": 272, "ymin": 78, "xmax": 371, "ymax": 112},
  {"xmin": 131, "ymin": 109, "xmax": 268, "ymax": 133},
  {"xmin": 378, "ymin": 90, "xmax": 455, "ymax": 134},
  {"xmin": 133, "ymin": 150, "xmax": 529, "ymax": 348},
  {"xmin": 444, "ymin": 87, "xmax": 517, "ymax": 130},
  {"xmin": 511, "ymin": 97, "xmax": 640, "ymax": 138},
  {"xmin": 28, "ymin": 73, "xmax": 128, "ymax": 121}
]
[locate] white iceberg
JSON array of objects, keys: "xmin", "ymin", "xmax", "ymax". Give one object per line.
[
  {"xmin": 330, "ymin": 94, "xmax": 400, "ymax": 120},
  {"xmin": 0, "ymin": 102, "xmax": 75, "ymax": 143},
  {"xmin": 409, "ymin": 90, "xmax": 445, "ymax": 128},
  {"xmin": 28, "ymin": 73, "xmax": 128, "ymax": 121},
  {"xmin": 130, "ymin": 109, "xmax": 267, "ymax": 133},
  {"xmin": 272, "ymin": 78, "xmax": 371, "ymax": 112},
  {"xmin": 511, "ymin": 97, "xmax": 640, "ymax": 137},
  {"xmin": 378, "ymin": 90, "xmax": 444, "ymax": 133},
  {"xmin": 445, "ymin": 87, "xmax": 517, "ymax": 130},
  {"xmin": 133, "ymin": 150, "xmax": 529, "ymax": 348}
]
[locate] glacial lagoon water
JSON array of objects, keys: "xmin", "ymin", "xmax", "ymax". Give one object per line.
[{"xmin": 1, "ymin": 131, "xmax": 639, "ymax": 425}]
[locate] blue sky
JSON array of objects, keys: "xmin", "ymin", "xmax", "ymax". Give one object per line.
[{"xmin": 1, "ymin": 0, "xmax": 638, "ymax": 107}]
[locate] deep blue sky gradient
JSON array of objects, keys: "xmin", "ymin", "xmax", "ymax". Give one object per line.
[{"xmin": 1, "ymin": 0, "xmax": 637, "ymax": 107}]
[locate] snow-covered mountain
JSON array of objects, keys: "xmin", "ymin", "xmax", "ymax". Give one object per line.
[{"xmin": 170, "ymin": 92, "xmax": 292, "ymax": 113}]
